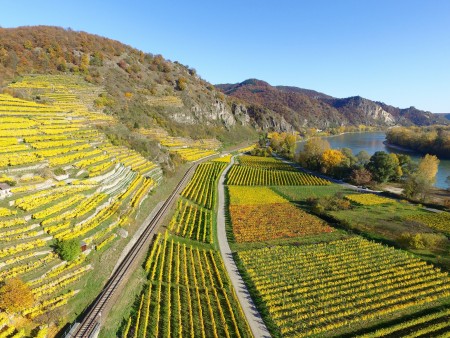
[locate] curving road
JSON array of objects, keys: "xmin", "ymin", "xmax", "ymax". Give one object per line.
[{"xmin": 216, "ymin": 157, "xmax": 272, "ymax": 338}]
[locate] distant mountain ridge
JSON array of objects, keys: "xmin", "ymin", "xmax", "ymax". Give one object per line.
[{"xmin": 217, "ymin": 79, "xmax": 448, "ymax": 130}]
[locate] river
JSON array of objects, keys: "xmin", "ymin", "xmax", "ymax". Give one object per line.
[{"xmin": 296, "ymin": 132, "xmax": 450, "ymax": 189}]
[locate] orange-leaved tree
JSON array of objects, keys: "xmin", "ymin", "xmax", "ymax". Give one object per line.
[{"xmin": 0, "ymin": 278, "xmax": 35, "ymax": 313}]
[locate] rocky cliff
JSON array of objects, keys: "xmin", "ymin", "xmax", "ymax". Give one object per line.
[{"xmin": 217, "ymin": 79, "xmax": 448, "ymax": 130}]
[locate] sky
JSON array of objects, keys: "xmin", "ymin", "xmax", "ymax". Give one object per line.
[{"xmin": 2, "ymin": 0, "xmax": 450, "ymax": 114}]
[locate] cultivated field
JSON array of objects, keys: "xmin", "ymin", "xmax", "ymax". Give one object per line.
[
  {"xmin": 226, "ymin": 156, "xmax": 329, "ymax": 186},
  {"xmin": 121, "ymin": 161, "xmax": 251, "ymax": 337},
  {"xmin": 238, "ymin": 237, "xmax": 450, "ymax": 337},
  {"xmin": 227, "ymin": 186, "xmax": 333, "ymax": 243}
]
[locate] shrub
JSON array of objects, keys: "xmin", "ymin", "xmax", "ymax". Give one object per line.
[
  {"xmin": 55, "ymin": 239, "xmax": 81, "ymax": 261},
  {"xmin": 53, "ymin": 167, "xmax": 66, "ymax": 176},
  {"xmin": 400, "ymin": 232, "xmax": 447, "ymax": 250}
]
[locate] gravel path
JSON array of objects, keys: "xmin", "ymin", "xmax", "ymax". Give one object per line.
[{"xmin": 216, "ymin": 158, "xmax": 271, "ymax": 338}]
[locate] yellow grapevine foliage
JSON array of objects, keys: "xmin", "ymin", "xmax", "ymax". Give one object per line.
[
  {"xmin": 228, "ymin": 186, "xmax": 288, "ymax": 205},
  {"xmin": 124, "ymin": 235, "xmax": 252, "ymax": 337},
  {"xmin": 238, "ymin": 237, "xmax": 450, "ymax": 337},
  {"xmin": 406, "ymin": 211, "xmax": 450, "ymax": 235},
  {"xmin": 0, "ymin": 75, "xmax": 165, "ymax": 332},
  {"xmin": 181, "ymin": 162, "xmax": 227, "ymax": 209},
  {"xmin": 227, "ymin": 163, "xmax": 330, "ymax": 186},
  {"xmin": 168, "ymin": 199, "xmax": 213, "ymax": 244},
  {"xmin": 345, "ymin": 194, "xmax": 395, "ymax": 206}
]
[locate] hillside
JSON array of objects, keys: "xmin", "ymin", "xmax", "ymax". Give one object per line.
[
  {"xmin": 217, "ymin": 79, "xmax": 449, "ymax": 130},
  {"xmin": 0, "ymin": 26, "xmax": 264, "ymax": 144}
]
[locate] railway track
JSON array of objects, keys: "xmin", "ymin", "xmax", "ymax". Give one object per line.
[{"xmin": 67, "ymin": 163, "xmax": 198, "ymax": 338}]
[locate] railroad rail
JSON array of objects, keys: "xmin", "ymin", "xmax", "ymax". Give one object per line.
[{"xmin": 67, "ymin": 163, "xmax": 198, "ymax": 338}]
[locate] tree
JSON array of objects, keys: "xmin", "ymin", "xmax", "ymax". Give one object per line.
[
  {"xmin": 366, "ymin": 151, "xmax": 399, "ymax": 183},
  {"xmin": 55, "ymin": 239, "xmax": 81, "ymax": 261},
  {"xmin": 283, "ymin": 134, "xmax": 297, "ymax": 158},
  {"xmin": 298, "ymin": 138, "xmax": 330, "ymax": 170},
  {"xmin": 0, "ymin": 278, "xmax": 34, "ymax": 313},
  {"xmin": 350, "ymin": 168, "xmax": 372, "ymax": 186},
  {"xmin": 340, "ymin": 148, "xmax": 357, "ymax": 168},
  {"xmin": 403, "ymin": 154, "xmax": 440, "ymax": 201},
  {"xmin": 356, "ymin": 150, "xmax": 371, "ymax": 167},
  {"xmin": 320, "ymin": 149, "xmax": 345, "ymax": 174}
]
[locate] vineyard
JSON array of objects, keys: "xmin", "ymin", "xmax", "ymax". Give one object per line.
[
  {"xmin": 168, "ymin": 199, "xmax": 213, "ymax": 244},
  {"xmin": 226, "ymin": 160, "xmax": 330, "ymax": 186},
  {"xmin": 123, "ymin": 160, "xmax": 252, "ymax": 337},
  {"xmin": 227, "ymin": 186, "xmax": 333, "ymax": 243},
  {"xmin": 139, "ymin": 127, "xmax": 220, "ymax": 161},
  {"xmin": 123, "ymin": 233, "xmax": 251, "ymax": 338},
  {"xmin": 237, "ymin": 237, "xmax": 450, "ymax": 337},
  {"xmin": 357, "ymin": 306, "xmax": 450, "ymax": 337},
  {"xmin": 238, "ymin": 155, "xmax": 297, "ymax": 171},
  {"xmin": 406, "ymin": 211, "xmax": 450, "ymax": 235},
  {"xmin": 0, "ymin": 75, "xmax": 162, "ymax": 336},
  {"xmin": 181, "ymin": 162, "xmax": 227, "ymax": 209},
  {"xmin": 345, "ymin": 194, "xmax": 396, "ymax": 206}
]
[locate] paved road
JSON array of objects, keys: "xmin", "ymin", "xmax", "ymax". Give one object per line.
[{"xmin": 216, "ymin": 158, "xmax": 272, "ymax": 338}]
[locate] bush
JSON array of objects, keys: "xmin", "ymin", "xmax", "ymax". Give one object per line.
[
  {"xmin": 307, "ymin": 194, "xmax": 352, "ymax": 213},
  {"xmin": 55, "ymin": 239, "xmax": 81, "ymax": 261},
  {"xmin": 400, "ymin": 232, "xmax": 447, "ymax": 250},
  {"xmin": 176, "ymin": 77, "xmax": 187, "ymax": 91},
  {"xmin": 53, "ymin": 167, "xmax": 66, "ymax": 176}
]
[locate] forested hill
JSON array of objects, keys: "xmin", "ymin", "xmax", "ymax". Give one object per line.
[
  {"xmin": 217, "ymin": 79, "xmax": 449, "ymax": 130},
  {"xmin": 0, "ymin": 26, "xmax": 265, "ymax": 142}
]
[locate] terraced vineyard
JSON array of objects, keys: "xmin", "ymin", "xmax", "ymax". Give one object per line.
[
  {"xmin": 122, "ymin": 161, "xmax": 251, "ymax": 337},
  {"xmin": 237, "ymin": 237, "xmax": 450, "ymax": 337},
  {"xmin": 226, "ymin": 156, "xmax": 329, "ymax": 186},
  {"xmin": 139, "ymin": 127, "xmax": 220, "ymax": 161},
  {"xmin": 0, "ymin": 75, "xmax": 162, "ymax": 336}
]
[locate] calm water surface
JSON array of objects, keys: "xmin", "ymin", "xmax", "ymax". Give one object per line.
[{"xmin": 296, "ymin": 132, "xmax": 450, "ymax": 189}]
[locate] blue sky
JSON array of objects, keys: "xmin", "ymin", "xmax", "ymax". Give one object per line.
[{"xmin": 2, "ymin": 0, "xmax": 450, "ymax": 113}]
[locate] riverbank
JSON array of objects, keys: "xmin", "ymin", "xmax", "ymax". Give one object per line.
[
  {"xmin": 383, "ymin": 141, "xmax": 415, "ymax": 153},
  {"xmin": 296, "ymin": 131, "xmax": 450, "ymax": 190}
]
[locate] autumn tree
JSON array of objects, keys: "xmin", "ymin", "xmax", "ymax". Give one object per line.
[
  {"xmin": 350, "ymin": 168, "xmax": 372, "ymax": 186},
  {"xmin": 176, "ymin": 77, "xmax": 187, "ymax": 91},
  {"xmin": 0, "ymin": 278, "xmax": 34, "ymax": 313},
  {"xmin": 320, "ymin": 149, "xmax": 345, "ymax": 174},
  {"xmin": 298, "ymin": 138, "xmax": 330, "ymax": 170},
  {"xmin": 283, "ymin": 134, "xmax": 298, "ymax": 158},
  {"xmin": 403, "ymin": 154, "xmax": 440, "ymax": 201},
  {"xmin": 80, "ymin": 53, "xmax": 90, "ymax": 73}
]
